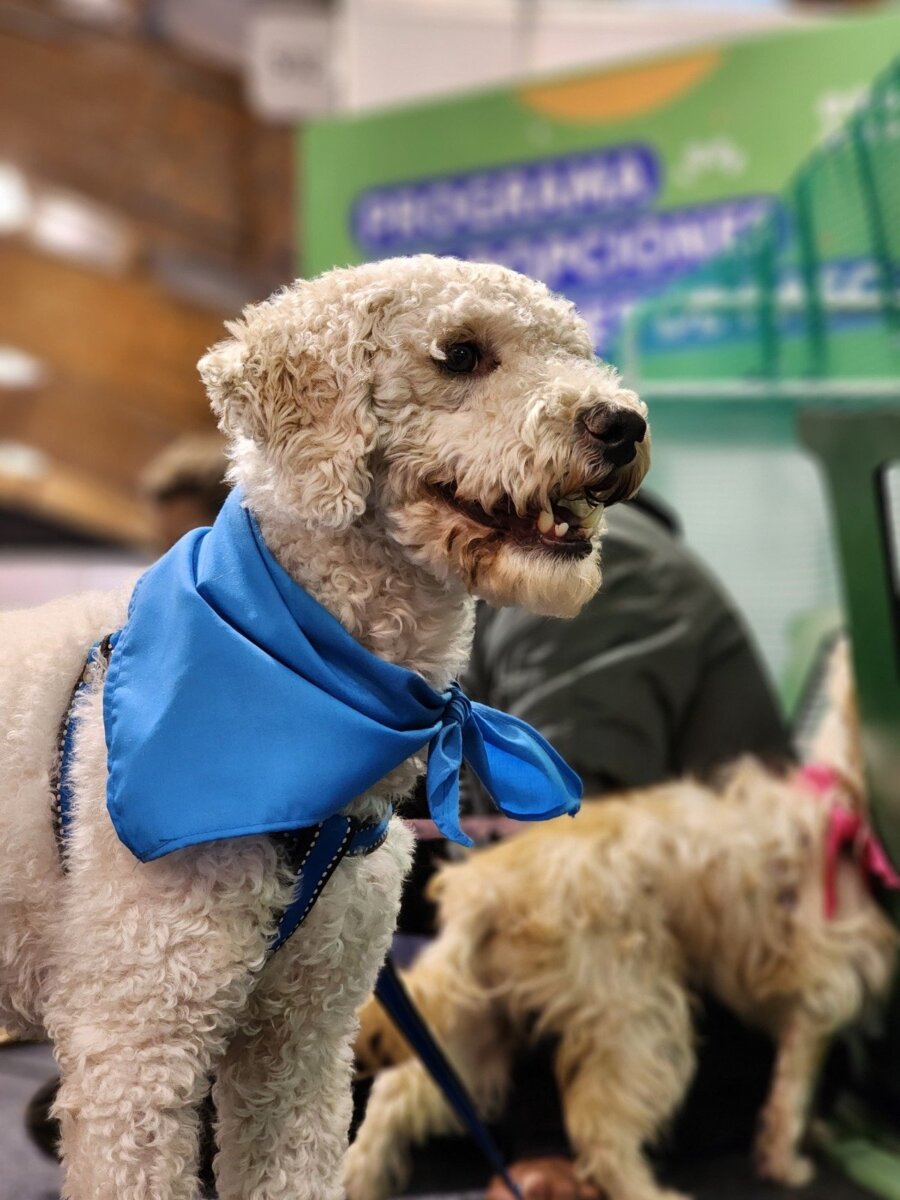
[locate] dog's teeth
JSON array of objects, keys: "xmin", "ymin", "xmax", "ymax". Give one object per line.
[
  {"xmin": 584, "ymin": 505, "xmax": 604, "ymax": 533},
  {"xmin": 554, "ymin": 522, "xmax": 569, "ymax": 536},
  {"xmin": 537, "ymin": 510, "xmax": 554, "ymax": 534},
  {"xmin": 564, "ymin": 498, "xmax": 591, "ymax": 519}
]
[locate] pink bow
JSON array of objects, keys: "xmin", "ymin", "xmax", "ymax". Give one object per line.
[{"xmin": 797, "ymin": 765, "xmax": 900, "ymax": 919}]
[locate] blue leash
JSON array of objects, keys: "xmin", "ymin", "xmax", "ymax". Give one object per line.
[
  {"xmin": 55, "ymin": 640, "xmax": 521, "ymax": 1198},
  {"xmin": 375, "ymin": 955, "xmax": 524, "ymax": 1200}
]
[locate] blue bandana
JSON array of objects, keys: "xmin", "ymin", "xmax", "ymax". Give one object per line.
[{"xmin": 103, "ymin": 491, "xmax": 581, "ymax": 861}]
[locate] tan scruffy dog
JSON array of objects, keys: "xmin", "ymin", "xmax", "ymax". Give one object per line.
[
  {"xmin": 348, "ymin": 647, "xmax": 898, "ymax": 1200},
  {"xmin": 0, "ymin": 256, "xmax": 648, "ymax": 1200}
]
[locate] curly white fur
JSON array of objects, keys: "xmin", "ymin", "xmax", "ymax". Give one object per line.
[
  {"xmin": 349, "ymin": 658, "xmax": 897, "ymax": 1200},
  {"xmin": 0, "ymin": 255, "xmax": 648, "ymax": 1199}
]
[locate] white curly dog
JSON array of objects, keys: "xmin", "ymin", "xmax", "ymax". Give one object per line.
[{"xmin": 0, "ymin": 256, "xmax": 649, "ymax": 1200}]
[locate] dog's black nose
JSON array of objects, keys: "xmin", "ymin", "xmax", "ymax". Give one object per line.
[{"xmin": 582, "ymin": 405, "xmax": 647, "ymax": 467}]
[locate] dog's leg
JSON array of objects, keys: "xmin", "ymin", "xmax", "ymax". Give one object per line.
[
  {"xmin": 554, "ymin": 965, "xmax": 694, "ymax": 1200},
  {"xmin": 345, "ymin": 1060, "xmax": 465, "ymax": 1200},
  {"xmin": 755, "ymin": 1012, "xmax": 826, "ymax": 1187},
  {"xmin": 213, "ymin": 820, "xmax": 411, "ymax": 1200},
  {"xmin": 47, "ymin": 840, "xmax": 279, "ymax": 1200},
  {"xmin": 344, "ymin": 1009, "xmax": 512, "ymax": 1200}
]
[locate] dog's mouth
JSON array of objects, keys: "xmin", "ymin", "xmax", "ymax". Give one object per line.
[{"xmin": 433, "ymin": 483, "xmax": 604, "ymax": 559}]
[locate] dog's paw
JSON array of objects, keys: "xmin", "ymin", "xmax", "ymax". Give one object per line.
[
  {"xmin": 756, "ymin": 1149, "xmax": 816, "ymax": 1188},
  {"xmin": 779, "ymin": 1156, "xmax": 815, "ymax": 1188},
  {"xmin": 613, "ymin": 1186, "xmax": 690, "ymax": 1200},
  {"xmin": 342, "ymin": 1145, "xmax": 368, "ymax": 1200},
  {"xmin": 343, "ymin": 1140, "xmax": 392, "ymax": 1200}
]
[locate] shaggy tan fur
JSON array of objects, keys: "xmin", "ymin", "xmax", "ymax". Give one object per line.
[
  {"xmin": 0, "ymin": 255, "xmax": 648, "ymax": 1200},
  {"xmin": 348, "ymin": 650, "xmax": 898, "ymax": 1200}
]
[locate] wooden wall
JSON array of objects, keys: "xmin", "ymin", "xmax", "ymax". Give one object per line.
[{"xmin": 0, "ymin": 3, "xmax": 295, "ymax": 544}]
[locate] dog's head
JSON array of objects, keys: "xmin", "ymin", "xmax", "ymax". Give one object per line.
[{"xmin": 199, "ymin": 256, "xmax": 649, "ymax": 618}]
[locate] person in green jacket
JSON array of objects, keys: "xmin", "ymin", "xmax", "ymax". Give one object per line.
[{"xmin": 465, "ymin": 493, "xmax": 791, "ymax": 801}]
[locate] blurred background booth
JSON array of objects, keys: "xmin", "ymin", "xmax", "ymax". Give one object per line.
[
  {"xmin": 2, "ymin": 5, "xmax": 900, "ymax": 1197},
  {"xmin": 0, "ymin": 0, "xmax": 294, "ymax": 602}
]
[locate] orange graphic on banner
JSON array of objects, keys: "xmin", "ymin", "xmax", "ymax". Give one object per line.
[{"xmin": 518, "ymin": 50, "xmax": 721, "ymax": 124}]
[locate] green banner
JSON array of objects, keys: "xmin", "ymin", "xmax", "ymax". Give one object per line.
[
  {"xmin": 615, "ymin": 58, "xmax": 900, "ymax": 391},
  {"xmin": 301, "ymin": 13, "xmax": 900, "ymax": 359},
  {"xmin": 300, "ymin": 18, "xmax": 900, "ymax": 689}
]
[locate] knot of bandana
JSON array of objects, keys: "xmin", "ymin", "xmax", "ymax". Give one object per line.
[
  {"xmin": 823, "ymin": 805, "xmax": 900, "ymax": 919},
  {"xmin": 444, "ymin": 682, "xmax": 473, "ymax": 729},
  {"xmin": 797, "ymin": 764, "xmax": 900, "ymax": 918},
  {"xmin": 426, "ymin": 681, "xmax": 582, "ymax": 847}
]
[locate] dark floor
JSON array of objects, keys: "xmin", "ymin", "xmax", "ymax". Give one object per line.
[
  {"xmin": 0, "ymin": 1042, "xmax": 880, "ymax": 1200},
  {"xmin": 662, "ymin": 1155, "xmax": 875, "ymax": 1200},
  {"xmin": 0, "ymin": 1042, "xmax": 60, "ymax": 1200},
  {"xmin": 401, "ymin": 1136, "xmax": 879, "ymax": 1200}
]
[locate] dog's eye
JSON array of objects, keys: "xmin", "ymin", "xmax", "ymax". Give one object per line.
[{"xmin": 442, "ymin": 342, "xmax": 480, "ymax": 374}]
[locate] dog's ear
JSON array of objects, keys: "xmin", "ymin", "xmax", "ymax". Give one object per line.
[
  {"xmin": 807, "ymin": 638, "xmax": 867, "ymax": 806},
  {"xmin": 197, "ymin": 331, "xmax": 248, "ymax": 421},
  {"xmin": 198, "ymin": 283, "xmax": 390, "ymax": 531}
]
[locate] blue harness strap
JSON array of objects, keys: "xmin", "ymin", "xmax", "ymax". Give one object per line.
[
  {"xmin": 52, "ymin": 637, "xmax": 112, "ymax": 861},
  {"xmin": 269, "ymin": 811, "xmax": 390, "ymax": 954}
]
